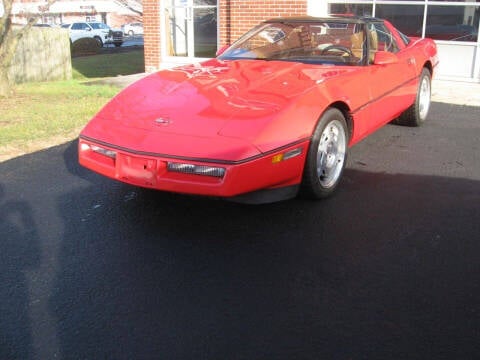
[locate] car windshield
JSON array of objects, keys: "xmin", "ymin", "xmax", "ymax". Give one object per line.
[{"xmin": 219, "ymin": 21, "xmax": 366, "ymax": 65}]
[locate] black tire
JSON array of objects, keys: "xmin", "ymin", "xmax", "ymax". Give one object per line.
[
  {"xmin": 94, "ymin": 36, "xmax": 103, "ymax": 47},
  {"xmin": 396, "ymin": 68, "xmax": 431, "ymax": 127},
  {"xmin": 114, "ymin": 42, "xmax": 123, "ymax": 47},
  {"xmin": 301, "ymin": 108, "xmax": 349, "ymax": 199}
]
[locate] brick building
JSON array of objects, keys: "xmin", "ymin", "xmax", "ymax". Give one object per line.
[
  {"xmin": 143, "ymin": 0, "xmax": 309, "ymax": 72},
  {"xmin": 143, "ymin": 0, "xmax": 480, "ymax": 82}
]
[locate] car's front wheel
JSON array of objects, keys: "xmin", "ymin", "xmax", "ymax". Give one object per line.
[
  {"xmin": 94, "ymin": 36, "xmax": 103, "ymax": 47},
  {"xmin": 396, "ymin": 68, "xmax": 431, "ymax": 127},
  {"xmin": 301, "ymin": 108, "xmax": 348, "ymax": 199}
]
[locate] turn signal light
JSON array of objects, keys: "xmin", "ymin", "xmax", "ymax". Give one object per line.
[
  {"xmin": 80, "ymin": 142, "xmax": 117, "ymax": 159},
  {"xmin": 272, "ymin": 147, "xmax": 303, "ymax": 163}
]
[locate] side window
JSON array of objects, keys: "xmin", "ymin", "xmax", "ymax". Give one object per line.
[
  {"xmin": 71, "ymin": 23, "xmax": 82, "ymax": 30},
  {"xmin": 369, "ymin": 23, "xmax": 399, "ymax": 53}
]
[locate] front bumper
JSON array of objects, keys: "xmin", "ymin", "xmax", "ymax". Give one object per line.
[
  {"xmin": 78, "ymin": 136, "xmax": 308, "ymax": 202},
  {"xmin": 105, "ymin": 30, "xmax": 123, "ymax": 43}
]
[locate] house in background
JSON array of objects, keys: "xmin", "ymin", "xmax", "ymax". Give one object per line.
[
  {"xmin": 11, "ymin": 0, "xmax": 142, "ymax": 28},
  {"xmin": 142, "ymin": 0, "xmax": 480, "ymax": 82}
]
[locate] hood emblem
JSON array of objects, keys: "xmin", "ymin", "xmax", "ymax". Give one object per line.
[{"xmin": 154, "ymin": 117, "xmax": 172, "ymax": 126}]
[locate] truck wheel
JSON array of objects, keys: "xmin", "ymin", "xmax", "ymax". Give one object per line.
[{"xmin": 94, "ymin": 36, "xmax": 103, "ymax": 47}]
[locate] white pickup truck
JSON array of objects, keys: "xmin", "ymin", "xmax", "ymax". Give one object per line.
[{"xmin": 62, "ymin": 22, "xmax": 124, "ymax": 47}]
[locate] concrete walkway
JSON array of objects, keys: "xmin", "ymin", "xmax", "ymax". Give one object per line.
[
  {"xmin": 97, "ymin": 73, "xmax": 480, "ymax": 107},
  {"xmin": 432, "ymin": 79, "xmax": 480, "ymax": 107}
]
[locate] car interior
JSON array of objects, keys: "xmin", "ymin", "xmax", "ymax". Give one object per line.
[{"xmin": 222, "ymin": 21, "xmax": 388, "ymax": 66}]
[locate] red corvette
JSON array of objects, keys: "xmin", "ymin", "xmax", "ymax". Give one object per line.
[{"xmin": 79, "ymin": 16, "xmax": 438, "ymax": 203}]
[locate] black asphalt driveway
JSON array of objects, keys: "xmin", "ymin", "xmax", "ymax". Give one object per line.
[{"xmin": 1, "ymin": 102, "xmax": 479, "ymax": 359}]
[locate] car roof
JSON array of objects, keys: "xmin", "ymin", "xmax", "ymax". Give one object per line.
[{"xmin": 264, "ymin": 15, "xmax": 382, "ymax": 25}]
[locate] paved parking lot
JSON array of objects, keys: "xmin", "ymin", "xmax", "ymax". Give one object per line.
[{"xmin": 1, "ymin": 101, "xmax": 479, "ymax": 359}]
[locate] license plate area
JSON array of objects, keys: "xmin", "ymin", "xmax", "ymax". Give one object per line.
[{"xmin": 117, "ymin": 154, "xmax": 158, "ymax": 186}]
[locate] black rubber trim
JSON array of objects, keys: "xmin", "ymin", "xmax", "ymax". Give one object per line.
[{"xmin": 79, "ymin": 135, "xmax": 310, "ymax": 165}]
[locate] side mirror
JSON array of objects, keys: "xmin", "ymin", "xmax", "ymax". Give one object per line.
[
  {"xmin": 216, "ymin": 45, "xmax": 229, "ymax": 57},
  {"xmin": 373, "ymin": 51, "xmax": 399, "ymax": 65}
]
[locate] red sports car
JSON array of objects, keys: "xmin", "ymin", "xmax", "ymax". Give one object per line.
[{"xmin": 79, "ymin": 16, "xmax": 438, "ymax": 203}]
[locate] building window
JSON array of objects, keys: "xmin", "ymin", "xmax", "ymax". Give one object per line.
[
  {"xmin": 165, "ymin": 0, "xmax": 218, "ymax": 58},
  {"xmin": 329, "ymin": 3, "xmax": 373, "ymax": 17},
  {"xmin": 375, "ymin": 4, "xmax": 425, "ymax": 37},
  {"xmin": 328, "ymin": 1, "xmax": 480, "ymax": 43},
  {"xmin": 426, "ymin": 5, "xmax": 479, "ymax": 42}
]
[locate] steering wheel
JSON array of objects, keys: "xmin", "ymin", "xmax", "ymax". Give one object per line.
[{"xmin": 321, "ymin": 45, "xmax": 354, "ymax": 57}]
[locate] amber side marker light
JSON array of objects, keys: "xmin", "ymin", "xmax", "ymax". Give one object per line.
[{"xmin": 271, "ymin": 147, "xmax": 303, "ymax": 163}]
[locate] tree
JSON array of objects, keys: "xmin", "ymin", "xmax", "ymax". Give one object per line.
[
  {"xmin": 117, "ymin": 0, "xmax": 143, "ymax": 16},
  {"xmin": 0, "ymin": 0, "xmax": 56, "ymax": 97}
]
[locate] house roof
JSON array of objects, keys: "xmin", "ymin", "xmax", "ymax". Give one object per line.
[{"xmin": 12, "ymin": 0, "xmax": 141, "ymax": 16}]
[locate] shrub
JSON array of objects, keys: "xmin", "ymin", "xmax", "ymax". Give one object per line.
[{"xmin": 71, "ymin": 38, "xmax": 101, "ymax": 57}]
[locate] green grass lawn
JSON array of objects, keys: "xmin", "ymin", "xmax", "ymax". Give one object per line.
[
  {"xmin": 72, "ymin": 49, "xmax": 145, "ymax": 79},
  {"xmin": 0, "ymin": 49, "xmax": 145, "ymax": 162},
  {"xmin": 0, "ymin": 80, "xmax": 120, "ymax": 161}
]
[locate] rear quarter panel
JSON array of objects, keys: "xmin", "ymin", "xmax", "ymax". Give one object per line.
[
  {"xmin": 406, "ymin": 37, "xmax": 439, "ymax": 76},
  {"xmin": 386, "ymin": 20, "xmax": 438, "ymax": 75}
]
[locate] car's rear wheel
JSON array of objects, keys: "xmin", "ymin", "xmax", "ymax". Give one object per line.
[
  {"xmin": 396, "ymin": 68, "xmax": 431, "ymax": 127},
  {"xmin": 301, "ymin": 108, "xmax": 348, "ymax": 199},
  {"xmin": 128, "ymin": 30, "xmax": 134, "ymax": 36}
]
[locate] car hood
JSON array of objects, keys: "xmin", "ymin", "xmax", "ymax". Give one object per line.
[{"xmin": 82, "ymin": 59, "xmax": 354, "ymax": 161}]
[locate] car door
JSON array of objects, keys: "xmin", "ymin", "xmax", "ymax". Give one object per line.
[{"xmin": 363, "ymin": 22, "xmax": 418, "ymax": 136}]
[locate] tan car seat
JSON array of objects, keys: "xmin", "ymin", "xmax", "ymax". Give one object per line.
[
  {"xmin": 369, "ymin": 29, "xmax": 378, "ymax": 63},
  {"xmin": 350, "ymin": 31, "xmax": 365, "ymax": 61}
]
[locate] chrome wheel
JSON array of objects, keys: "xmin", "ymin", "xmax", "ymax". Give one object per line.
[
  {"xmin": 418, "ymin": 74, "xmax": 431, "ymax": 121},
  {"xmin": 316, "ymin": 119, "xmax": 347, "ymax": 189},
  {"xmin": 396, "ymin": 68, "xmax": 431, "ymax": 127},
  {"xmin": 301, "ymin": 108, "xmax": 348, "ymax": 199}
]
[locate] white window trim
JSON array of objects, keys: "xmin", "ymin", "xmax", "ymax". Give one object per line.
[{"xmin": 160, "ymin": 0, "xmax": 219, "ymax": 69}]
